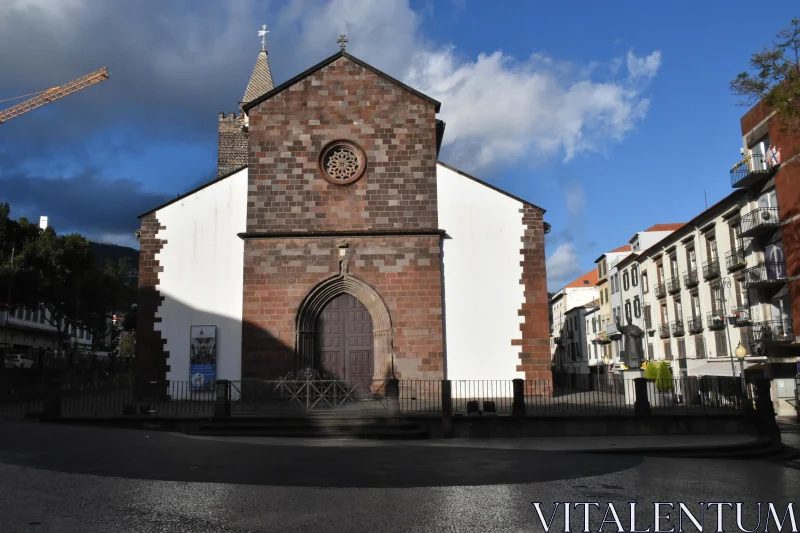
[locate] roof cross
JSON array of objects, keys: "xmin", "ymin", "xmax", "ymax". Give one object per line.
[
  {"xmin": 258, "ymin": 24, "xmax": 269, "ymax": 51},
  {"xmin": 337, "ymin": 34, "xmax": 348, "ymax": 52}
]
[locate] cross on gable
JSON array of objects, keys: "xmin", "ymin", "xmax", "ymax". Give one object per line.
[{"xmin": 337, "ymin": 34, "xmax": 348, "ymax": 51}]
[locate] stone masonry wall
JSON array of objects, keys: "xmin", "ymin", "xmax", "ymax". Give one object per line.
[
  {"xmin": 246, "ymin": 56, "xmax": 439, "ymax": 233},
  {"xmin": 241, "ymin": 235, "xmax": 444, "ymax": 380},
  {"xmin": 135, "ymin": 213, "xmax": 169, "ymax": 384},
  {"xmin": 514, "ymin": 206, "xmax": 552, "ymax": 382},
  {"xmin": 218, "ymin": 112, "xmax": 248, "ymax": 177}
]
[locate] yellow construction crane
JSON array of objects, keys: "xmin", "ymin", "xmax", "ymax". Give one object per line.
[{"xmin": 0, "ymin": 67, "xmax": 109, "ymax": 124}]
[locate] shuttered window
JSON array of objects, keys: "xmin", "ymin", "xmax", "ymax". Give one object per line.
[
  {"xmin": 677, "ymin": 339, "xmax": 686, "ymax": 359},
  {"xmin": 664, "ymin": 341, "xmax": 672, "ymax": 360},
  {"xmin": 714, "ymin": 331, "xmax": 727, "ymax": 357},
  {"xmin": 647, "ymin": 343, "xmax": 654, "ymax": 359},
  {"xmin": 695, "ymin": 336, "xmax": 705, "ymax": 359}
]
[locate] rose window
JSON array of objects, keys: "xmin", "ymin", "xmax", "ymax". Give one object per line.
[{"xmin": 318, "ymin": 140, "xmax": 366, "ymax": 185}]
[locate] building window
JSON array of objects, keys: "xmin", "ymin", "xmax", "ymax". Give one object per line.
[
  {"xmin": 711, "ymin": 283, "xmax": 723, "ymax": 314},
  {"xmin": 592, "ymin": 318, "xmax": 597, "ymax": 333},
  {"xmin": 612, "ymin": 307, "xmax": 617, "ymax": 322},
  {"xmin": 604, "ymin": 288, "xmax": 609, "ymax": 302},
  {"xmin": 624, "ymin": 301, "xmax": 632, "ymax": 322},
  {"xmin": 706, "ymin": 234, "xmax": 718, "ymax": 262},
  {"xmin": 686, "ymin": 247, "xmax": 697, "ymax": 271},
  {"xmin": 632, "ymin": 265, "xmax": 639, "ymax": 287},
  {"xmin": 677, "ymin": 338, "xmax": 686, "ymax": 359},
  {"xmin": 600, "ymin": 290, "xmax": 605, "ymax": 305},
  {"xmin": 644, "ymin": 305, "xmax": 653, "ymax": 329},
  {"xmin": 633, "ymin": 297, "xmax": 641, "ymax": 318},
  {"xmin": 623, "ymin": 272, "xmax": 630, "ymax": 291},
  {"xmin": 642, "ymin": 272, "xmax": 649, "ymax": 293}
]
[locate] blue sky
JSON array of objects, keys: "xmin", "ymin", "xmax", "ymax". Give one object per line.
[{"xmin": 0, "ymin": 0, "xmax": 796, "ymax": 289}]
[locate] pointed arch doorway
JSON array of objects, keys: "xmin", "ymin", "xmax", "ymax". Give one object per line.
[
  {"xmin": 296, "ymin": 275, "xmax": 393, "ymax": 384},
  {"xmin": 314, "ymin": 293, "xmax": 374, "ymax": 389}
]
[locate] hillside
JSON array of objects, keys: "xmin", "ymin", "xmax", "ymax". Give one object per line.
[{"xmin": 91, "ymin": 242, "xmax": 139, "ymax": 270}]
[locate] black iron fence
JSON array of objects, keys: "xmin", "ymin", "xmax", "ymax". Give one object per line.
[{"xmin": 0, "ymin": 374, "xmax": 755, "ymax": 420}]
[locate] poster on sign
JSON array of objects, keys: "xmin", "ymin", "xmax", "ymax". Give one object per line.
[{"xmin": 189, "ymin": 326, "xmax": 217, "ymax": 391}]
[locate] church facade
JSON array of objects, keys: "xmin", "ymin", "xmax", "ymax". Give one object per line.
[{"xmin": 136, "ymin": 45, "xmax": 551, "ymax": 388}]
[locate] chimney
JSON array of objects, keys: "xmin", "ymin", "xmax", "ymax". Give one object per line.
[{"xmin": 39, "ymin": 216, "xmax": 48, "ymax": 230}]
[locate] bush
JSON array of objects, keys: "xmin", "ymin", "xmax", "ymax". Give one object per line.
[
  {"xmin": 656, "ymin": 361, "xmax": 674, "ymax": 392},
  {"xmin": 644, "ymin": 362, "xmax": 659, "ymax": 380}
]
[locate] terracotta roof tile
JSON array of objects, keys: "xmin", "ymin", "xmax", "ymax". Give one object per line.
[
  {"xmin": 608, "ymin": 244, "xmax": 631, "ymax": 253},
  {"xmin": 565, "ymin": 269, "xmax": 599, "ymax": 288},
  {"xmin": 644, "ymin": 223, "xmax": 685, "ymax": 232}
]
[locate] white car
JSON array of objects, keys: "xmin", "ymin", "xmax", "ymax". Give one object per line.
[{"xmin": 4, "ymin": 354, "xmax": 34, "ymax": 369}]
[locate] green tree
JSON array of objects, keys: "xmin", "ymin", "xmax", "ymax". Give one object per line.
[
  {"xmin": 643, "ymin": 361, "xmax": 659, "ymax": 380},
  {"xmin": 119, "ymin": 332, "xmax": 135, "ymax": 358},
  {"xmin": 656, "ymin": 361, "xmax": 674, "ymax": 392},
  {"xmin": 730, "ymin": 18, "xmax": 800, "ymax": 135}
]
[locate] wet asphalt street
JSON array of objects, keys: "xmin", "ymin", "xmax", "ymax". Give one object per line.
[{"xmin": 0, "ymin": 419, "xmax": 798, "ymax": 532}]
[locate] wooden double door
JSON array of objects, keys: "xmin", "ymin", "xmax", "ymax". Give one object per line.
[{"xmin": 314, "ymin": 293, "xmax": 374, "ymax": 389}]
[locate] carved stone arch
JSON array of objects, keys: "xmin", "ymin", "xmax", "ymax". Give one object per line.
[{"xmin": 295, "ymin": 275, "xmax": 394, "ymax": 379}]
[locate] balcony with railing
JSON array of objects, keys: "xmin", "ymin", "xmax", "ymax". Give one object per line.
[
  {"xmin": 730, "ymin": 153, "xmax": 776, "ymax": 188},
  {"xmin": 742, "ymin": 262, "xmax": 787, "ymax": 289},
  {"xmin": 707, "ymin": 312, "xmax": 726, "ymax": 331},
  {"xmin": 683, "ymin": 268, "xmax": 699, "ymax": 289},
  {"xmin": 725, "ymin": 248, "xmax": 747, "ymax": 272},
  {"xmin": 666, "ymin": 276, "xmax": 681, "ymax": 295},
  {"xmin": 659, "ymin": 324, "xmax": 671, "ymax": 339},
  {"xmin": 606, "ymin": 322, "xmax": 622, "ymax": 341},
  {"xmin": 654, "ymin": 282, "xmax": 667, "ymax": 299},
  {"xmin": 730, "ymin": 306, "xmax": 752, "ymax": 327},
  {"xmin": 702, "ymin": 259, "xmax": 720, "ymax": 280},
  {"xmin": 749, "ymin": 319, "xmax": 794, "ymax": 344},
  {"xmin": 687, "ymin": 316, "xmax": 703, "ymax": 334},
  {"xmin": 740, "ymin": 207, "xmax": 780, "ymax": 238},
  {"xmin": 671, "ymin": 319, "xmax": 685, "ymax": 337}
]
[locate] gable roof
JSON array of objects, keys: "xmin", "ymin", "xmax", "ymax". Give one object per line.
[
  {"xmin": 242, "ymin": 50, "xmax": 441, "ymax": 113},
  {"xmin": 643, "ymin": 223, "xmax": 685, "ymax": 233},
  {"xmin": 437, "ymin": 161, "xmax": 545, "ymax": 213},
  {"xmin": 565, "ymin": 269, "xmax": 599, "ymax": 289},
  {"xmin": 593, "ymin": 244, "xmax": 631, "ymax": 264}
]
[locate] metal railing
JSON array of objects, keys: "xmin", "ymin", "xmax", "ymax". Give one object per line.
[
  {"xmin": 730, "ymin": 153, "xmax": 775, "ymax": 188},
  {"xmin": 659, "ymin": 324, "xmax": 671, "ymax": 339},
  {"xmin": 726, "ymin": 248, "xmax": 747, "ymax": 272},
  {"xmin": 399, "ymin": 380, "xmax": 441, "ymax": 413},
  {"xmin": 741, "ymin": 207, "xmax": 780, "ymax": 237},
  {"xmin": 451, "ymin": 380, "xmax": 513, "ymax": 415},
  {"xmin": 742, "ymin": 262, "xmax": 787, "ymax": 289},
  {"xmin": 731, "ymin": 306, "xmax": 752, "ymax": 326},
  {"xmin": 671, "ymin": 320, "xmax": 685, "ymax": 337},
  {"xmin": 749, "ymin": 320, "xmax": 794, "ymax": 344},
  {"xmin": 703, "ymin": 259, "xmax": 720, "ymax": 280},
  {"xmin": 654, "ymin": 282, "xmax": 667, "ymax": 299},
  {"xmin": 526, "ymin": 374, "xmax": 633, "ymax": 413},
  {"xmin": 707, "ymin": 312, "xmax": 726, "ymax": 331},
  {"xmin": 646, "ymin": 376, "xmax": 749, "ymax": 411},
  {"xmin": 687, "ymin": 316, "xmax": 703, "ymax": 334},
  {"xmin": 667, "ymin": 276, "xmax": 681, "ymax": 295},
  {"xmin": 683, "ymin": 269, "xmax": 699, "ymax": 288}
]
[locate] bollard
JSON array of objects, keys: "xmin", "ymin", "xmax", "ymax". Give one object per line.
[
  {"xmin": 634, "ymin": 377, "xmax": 651, "ymax": 417},
  {"xmin": 387, "ymin": 378, "xmax": 400, "ymax": 417},
  {"xmin": 512, "ymin": 378, "xmax": 527, "ymax": 417},
  {"xmin": 214, "ymin": 379, "xmax": 231, "ymax": 419},
  {"xmin": 441, "ymin": 379, "xmax": 453, "ymax": 438},
  {"xmin": 44, "ymin": 379, "xmax": 62, "ymax": 418}
]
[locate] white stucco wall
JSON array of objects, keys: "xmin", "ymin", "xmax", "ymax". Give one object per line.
[
  {"xmin": 436, "ymin": 163, "xmax": 527, "ymax": 380},
  {"xmin": 154, "ymin": 168, "xmax": 248, "ymax": 386}
]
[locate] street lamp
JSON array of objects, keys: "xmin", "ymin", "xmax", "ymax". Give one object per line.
[{"xmin": 735, "ymin": 342, "xmax": 748, "ymax": 408}]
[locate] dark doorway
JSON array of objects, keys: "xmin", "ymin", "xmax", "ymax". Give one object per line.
[{"xmin": 314, "ymin": 293, "xmax": 374, "ymax": 389}]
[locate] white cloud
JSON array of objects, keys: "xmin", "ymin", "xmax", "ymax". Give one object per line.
[
  {"xmin": 564, "ymin": 182, "xmax": 586, "ymax": 216},
  {"xmin": 280, "ymin": 0, "xmax": 662, "ymax": 171},
  {"xmin": 546, "ymin": 242, "xmax": 584, "ymax": 290},
  {"xmin": 626, "ymin": 50, "xmax": 662, "ymax": 81}
]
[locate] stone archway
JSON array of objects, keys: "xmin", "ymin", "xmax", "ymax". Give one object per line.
[{"xmin": 295, "ymin": 275, "xmax": 393, "ymax": 379}]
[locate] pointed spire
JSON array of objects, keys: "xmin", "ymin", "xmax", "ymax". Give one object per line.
[{"xmin": 242, "ymin": 26, "xmax": 274, "ymax": 103}]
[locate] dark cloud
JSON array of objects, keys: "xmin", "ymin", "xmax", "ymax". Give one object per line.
[{"xmin": 1, "ymin": 170, "xmax": 171, "ymax": 240}]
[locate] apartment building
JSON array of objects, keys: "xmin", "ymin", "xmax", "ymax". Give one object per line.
[
  {"xmin": 550, "ymin": 270, "xmax": 599, "ymax": 367},
  {"xmin": 553, "ymin": 299, "xmax": 599, "ymax": 375},
  {"xmin": 593, "ymin": 246, "xmax": 632, "ymax": 372},
  {"xmin": 0, "ymin": 305, "xmax": 93, "ymax": 363}
]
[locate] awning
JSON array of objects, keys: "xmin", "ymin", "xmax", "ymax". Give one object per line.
[{"xmin": 688, "ymin": 360, "xmax": 757, "ymax": 377}]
